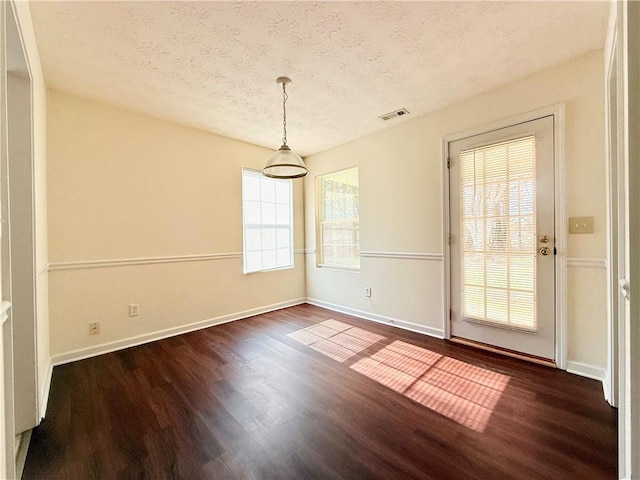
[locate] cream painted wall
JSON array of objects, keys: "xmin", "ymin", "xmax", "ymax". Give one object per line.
[
  {"xmin": 47, "ymin": 90, "xmax": 305, "ymax": 358},
  {"xmin": 304, "ymin": 50, "xmax": 607, "ymax": 369}
]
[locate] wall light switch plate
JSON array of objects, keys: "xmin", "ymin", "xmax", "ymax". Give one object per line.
[{"xmin": 569, "ymin": 216, "xmax": 594, "ymax": 234}]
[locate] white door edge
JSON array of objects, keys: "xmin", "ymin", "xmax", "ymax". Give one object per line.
[{"xmin": 603, "ymin": 0, "xmax": 621, "ymax": 409}]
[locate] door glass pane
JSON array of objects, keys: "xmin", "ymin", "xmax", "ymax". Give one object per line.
[{"xmin": 459, "ymin": 136, "xmax": 537, "ymax": 330}]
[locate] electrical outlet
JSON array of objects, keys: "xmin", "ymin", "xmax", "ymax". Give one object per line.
[
  {"xmin": 129, "ymin": 304, "xmax": 139, "ymax": 317},
  {"xmin": 89, "ymin": 322, "xmax": 100, "ymax": 335},
  {"xmin": 365, "ymin": 287, "xmax": 372, "ymax": 298}
]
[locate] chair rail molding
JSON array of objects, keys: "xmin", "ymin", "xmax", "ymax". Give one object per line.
[
  {"xmin": 48, "ymin": 253, "xmax": 244, "ymax": 271},
  {"xmin": 359, "ymin": 251, "xmax": 443, "ymax": 261},
  {"xmin": 566, "ymin": 257, "xmax": 607, "ymax": 269}
]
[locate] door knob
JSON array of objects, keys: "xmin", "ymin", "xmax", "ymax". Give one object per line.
[
  {"xmin": 538, "ymin": 246, "xmax": 551, "ymax": 256},
  {"xmin": 619, "ymin": 279, "xmax": 631, "ymax": 301}
]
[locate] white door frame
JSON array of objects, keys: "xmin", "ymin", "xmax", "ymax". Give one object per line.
[
  {"xmin": 607, "ymin": 0, "xmax": 640, "ymax": 476},
  {"xmin": 603, "ymin": 0, "xmax": 621, "ymax": 409},
  {"xmin": 0, "ymin": 1, "xmax": 40, "ymax": 477},
  {"xmin": 5, "ymin": 0, "xmax": 38, "ymax": 435},
  {"xmin": 442, "ymin": 105, "xmax": 566, "ymax": 369},
  {"xmin": 624, "ymin": 0, "xmax": 640, "ymax": 473}
]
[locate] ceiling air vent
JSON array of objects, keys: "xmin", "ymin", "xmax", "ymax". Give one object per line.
[{"xmin": 378, "ymin": 108, "xmax": 410, "ymax": 121}]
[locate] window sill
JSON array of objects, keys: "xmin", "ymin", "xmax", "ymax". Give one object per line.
[
  {"xmin": 316, "ymin": 264, "xmax": 360, "ymax": 273},
  {"xmin": 244, "ymin": 264, "xmax": 294, "ymax": 275}
]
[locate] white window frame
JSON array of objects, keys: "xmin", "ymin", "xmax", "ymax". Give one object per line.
[
  {"xmin": 316, "ymin": 167, "xmax": 360, "ymax": 270},
  {"xmin": 242, "ymin": 168, "xmax": 293, "ymax": 274}
]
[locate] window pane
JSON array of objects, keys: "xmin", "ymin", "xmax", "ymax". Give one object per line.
[
  {"xmin": 244, "ymin": 200, "xmax": 261, "ymax": 225},
  {"xmin": 246, "ymin": 251, "xmax": 262, "ymax": 272},
  {"xmin": 276, "ymin": 204, "xmax": 290, "ymax": 226},
  {"xmin": 486, "ymin": 289, "xmax": 508, "ymax": 323},
  {"xmin": 276, "ymin": 228, "xmax": 290, "ymax": 248},
  {"xmin": 347, "ymin": 170, "xmax": 358, "ymax": 191},
  {"xmin": 262, "ymin": 249, "xmax": 277, "ymax": 269},
  {"xmin": 261, "ymin": 202, "xmax": 276, "ymax": 225},
  {"xmin": 464, "ymin": 286, "xmax": 485, "ymax": 319},
  {"xmin": 243, "ymin": 175, "xmax": 260, "ymax": 201},
  {"xmin": 276, "ymin": 248, "xmax": 290, "ymax": 266},
  {"xmin": 509, "ymin": 216, "xmax": 534, "ymax": 251},
  {"xmin": 262, "ymin": 228, "xmax": 276, "ymax": 250},
  {"xmin": 464, "ymin": 219, "xmax": 484, "ymax": 251},
  {"xmin": 260, "ymin": 179, "xmax": 275, "ymax": 203},
  {"xmin": 242, "ymin": 169, "xmax": 293, "ymax": 273},
  {"xmin": 486, "ymin": 217, "xmax": 508, "ymax": 251},
  {"xmin": 486, "ymin": 254, "xmax": 507, "ymax": 288},
  {"xmin": 510, "ymin": 291, "xmax": 535, "ymax": 327},
  {"xmin": 509, "ymin": 180, "xmax": 534, "ymax": 215},
  {"xmin": 509, "ymin": 255, "xmax": 534, "ymax": 291},
  {"xmin": 463, "ymin": 253, "xmax": 484, "ymax": 286},
  {"xmin": 245, "ymin": 228, "xmax": 261, "ymax": 252},
  {"xmin": 463, "ymin": 185, "xmax": 484, "ymax": 218},
  {"xmin": 317, "ymin": 168, "xmax": 359, "ymax": 269},
  {"xmin": 275, "ymin": 182, "xmax": 289, "ymax": 204},
  {"xmin": 459, "ymin": 137, "xmax": 537, "ymax": 329}
]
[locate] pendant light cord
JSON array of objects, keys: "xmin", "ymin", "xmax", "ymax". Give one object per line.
[{"xmin": 282, "ymin": 83, "xmax": 288, "ymax": 146}]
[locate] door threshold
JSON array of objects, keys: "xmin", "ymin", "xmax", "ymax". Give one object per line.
[{"xmin": 450, "ymin": 336, "xmax": 557, "ymax": 368}]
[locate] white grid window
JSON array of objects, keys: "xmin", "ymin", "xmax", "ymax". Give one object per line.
[
  {"xmin": 317, "ymin": 167, "xmax": 359, "ymax": 269},
  {"xmin": 459, "ymin": 136, "xmax": 537, "ymax": 330},
  {"xmin": 242, "ymin": 169, "xmax": 293, "ymax": 274}
]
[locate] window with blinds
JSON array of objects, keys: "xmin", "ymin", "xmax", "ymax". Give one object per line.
[
  {"xmin": 242, "ymin": 169, "xmax": 293, "ymax": 274},
  {"xmin": 317, "ymin": 167, "xmax": 360, "ymax": 269},
  {"xmin": 459, "ymin": 136, "xmax": 537, "ymax": 330}
]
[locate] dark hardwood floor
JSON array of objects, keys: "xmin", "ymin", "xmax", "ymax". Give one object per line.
[{"xmin": 24, "ymin": 304, "xmax": 617, "ymax": 479}]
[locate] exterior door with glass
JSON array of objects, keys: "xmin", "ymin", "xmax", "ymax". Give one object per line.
[{"xmin": 449, "ymin": 116, "xmax": 555, "ymax": 360}]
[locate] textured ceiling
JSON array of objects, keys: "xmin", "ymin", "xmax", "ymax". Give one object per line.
[{"xmin": 30, "ymin": 1, "xmax": 608, "ymax": 156}]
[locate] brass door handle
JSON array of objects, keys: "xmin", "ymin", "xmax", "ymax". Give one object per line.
[{"xmin": 539, "ymin": 247, "xmax": 551, "ymax": 256}]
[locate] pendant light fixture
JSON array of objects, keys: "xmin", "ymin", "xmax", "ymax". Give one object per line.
[{"xmin": 262, "ymin": 76, "xmax": 308, "ymax": 179}]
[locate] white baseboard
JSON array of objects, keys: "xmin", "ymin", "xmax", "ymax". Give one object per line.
[
  {"xmin": 39, "ymin": 360, "xmax": 53, "ymax": 420},
  {"xmin": 306, "ymin": 300, "xmax": 608, "ymax": 389},
  {"xmin": 566, "ymin": 360, "xmax": 607, "ymax": 383},
  {"xmin": 305, "ymin": 297, "xmax": 445, "ymax": 339},
  {"xmin": 51, "ymin": 298, "xmax": 306, "ymax": 366}
]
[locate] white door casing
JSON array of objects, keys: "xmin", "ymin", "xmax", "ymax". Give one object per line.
[
  {"xmin": 606, "ymin": 0, "xmax": 640, "ymax": 476},
  {"xmin": 5, "ymin": 1, "xmax": 38, "ymax": 435},
  {"xmin": 604, "ymin": 0, "xmax": 622, "ymax": 409}
]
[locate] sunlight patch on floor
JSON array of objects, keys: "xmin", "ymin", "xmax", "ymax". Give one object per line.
[
  {"xmin": 287, "ymin": 319, "xmax": 386, "ymax": 362},
  {"xmin": 351, "ymin": 340, "xmax": 510, "ymax": 432},
  {"xmin": 288, "ymin": 322, "xmax": 510, "ymax": 432}
]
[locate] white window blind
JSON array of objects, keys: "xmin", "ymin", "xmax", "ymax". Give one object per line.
[
  {"xmin": 242, "ymin": 169, "xmax": 293, "ymax": 274},
  {"xmin": 459, "ymin": 136, "xmax": 537, "ymax": 330},
  {"xmin": 317, "ymin": 168, "xmax": 360, "ymax": 269}
]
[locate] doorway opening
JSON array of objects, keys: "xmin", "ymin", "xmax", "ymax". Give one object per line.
[{"xmin": 443, "ymin": 107, "xmax": 566, "ymax": 367}]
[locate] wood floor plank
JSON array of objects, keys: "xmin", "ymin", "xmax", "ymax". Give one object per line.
[{"xmin": 24, "ymin": 304, "xmax": 617, "ymax": 479}]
